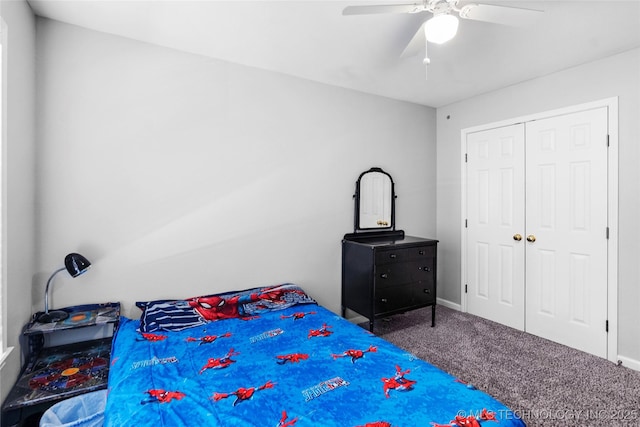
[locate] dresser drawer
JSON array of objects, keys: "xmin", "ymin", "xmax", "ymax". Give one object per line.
[
  {"xmin": 375, "ymin": 259, "xmax": 435, "ymax": 289},
  {"xmin": 375, "ymin": 245, "xmax": 435, "ymax": 265},
  {"xmin": 375, "ymin": 283, "xmax": 435, "ymax": 314},
  {"xmin": 414, "ymin": 283, "xmax": 436, "ymax": 305},
  {"xmin": 374, "ymin": 285, "xmax": 414, "ymax": 314}
]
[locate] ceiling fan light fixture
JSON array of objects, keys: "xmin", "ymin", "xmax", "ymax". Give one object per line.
[{"xmin": 425, "ymin": 13, "xmax": 459, "ymax": 44}]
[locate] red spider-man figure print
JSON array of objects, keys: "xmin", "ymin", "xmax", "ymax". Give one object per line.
[
  {"xmin": 280, "ymin": 311, "xmax": 316, "ymax": 320},
  {"xmin": 432, "ymin": 408, "xmax": 496, "ymax": 427},
  {"xmin": 276, "ymin": 353, "xmax": 309, "ymax": 365},
  {"xmin": 141, "ymin": 389, "xmax": 186, "ymax": 405},
  {"xmin": 188, "ymin": 294, "xmax": 251, "ymax": 321},
  {"xmin": 480, "ymin": 409, "xmax": 498, "ymax": 422},
  {"xmin": 199, "ymin": 348, "xmax": 240, "ymax": 374},
  {"xmin": 450, "ymin": 415, "xmax": 481, "ymax": 427},
  {"xmin": 381, "ymin": 365, "xmax": 416, "ymax": 398},
  {"xmin": 332, "ymin": 345, "xmax": 377, "ymax": 363},
  {"xmin": 212, "ymin": 380, "xmax": 275, "ymax": 406},
  {"xmin": 138, "ymin": 332, "xmax": 167, "ymax": 342},
  {"xmin": 308, "ymin": 323, "xmax": 333, "ymax": 338},
  {"xmin": 278, "ymin": 410, "xmax": 298, "ymax": 426},
  {"xmin": 186, "ymin": 332, "xmax": 232, "ymax": 345}
]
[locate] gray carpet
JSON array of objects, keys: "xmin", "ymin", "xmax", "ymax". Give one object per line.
[{"xmin": 366, "ymin": 306, "xmax": 640, "ymax": 427}]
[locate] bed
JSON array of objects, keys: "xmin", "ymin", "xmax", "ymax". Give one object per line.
[{"xmin": 104, "ymin": 284, "xmax": 525, "ymax": 427}]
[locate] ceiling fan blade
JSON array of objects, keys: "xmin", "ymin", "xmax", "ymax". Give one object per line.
[
  {"xmin": 401, "ymin": 22, "xmax": 425, "ymax": 58},
  {"xmin": 460, "ymin": 3, "xmax": 543, "ymax": 26},
  {"xmin": 342, "ymin": 3, "xmax": 426, "ymax": 16}
]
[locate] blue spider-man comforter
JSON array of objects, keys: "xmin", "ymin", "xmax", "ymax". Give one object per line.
[{"xmin": 104, "ymin": 286, "xmax": 525, "ymax": 427}]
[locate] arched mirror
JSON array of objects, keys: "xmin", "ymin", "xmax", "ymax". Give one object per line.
[{"xmin": 353, "ymin": 167, "xmax": 396, "ymax": 232}]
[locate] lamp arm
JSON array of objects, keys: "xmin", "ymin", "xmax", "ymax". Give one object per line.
[{"xmin": 44, "ymin": 267, "xmax": 66, "ymax": 314}]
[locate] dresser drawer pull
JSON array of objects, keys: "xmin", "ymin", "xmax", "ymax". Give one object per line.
[
  {"xmin": 418, "ymin": 250, "xmax": 425, "ymax": 255},
  {"xmin": 389, "ymin": 254, "xmax": 397, "ymax": 259},
  {"xmin": 381, "ymin": 298, "xmax": 388, "ymax": 303},
  {"xmin": 423, "ymin": 289, "xmax": 431, "ymax": 294},
  {"xmin": 380, "ymin": 273, "xmax": 389, "ymax": 279},
  {"xmin": 420, "ymin": 267, "xmax": 431, "ymax": 272}
]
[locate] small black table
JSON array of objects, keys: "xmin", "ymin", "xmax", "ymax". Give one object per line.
[{"xmin": 1, "ymin": 302, "xmax": 119, "ymax": 427}]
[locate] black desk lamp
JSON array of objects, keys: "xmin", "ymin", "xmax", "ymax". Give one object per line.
[{"xmin": 38, "ymin": 252, "xmax": 92, "ymax": 323}]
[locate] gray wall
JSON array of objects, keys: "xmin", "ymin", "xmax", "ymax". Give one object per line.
[
  {"xmin": 436, "ymin": 48, "xmax": 640, "ymax": 364},
  {"xmin": 0, "ymin": 0, "xmax": 37, "ymax": 402},
  {"xmin": 35, "ymin": 19, "xmax": 437, "ymax": 319}
]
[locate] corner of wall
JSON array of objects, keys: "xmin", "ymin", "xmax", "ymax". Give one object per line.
[{"xmin": 0, "ymin": 0, "xmax": 38, "ymax": 401}]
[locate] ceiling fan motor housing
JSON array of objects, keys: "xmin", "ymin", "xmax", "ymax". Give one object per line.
[{"xmin": 426, "ymin": 0, "xmax": 462, "ymax": 14}]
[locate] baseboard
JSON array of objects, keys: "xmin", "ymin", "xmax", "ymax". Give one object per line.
[
  {"xmin": 434, "ymin": 298, "xmax": 640, "ymax": 373},
  {"xmin": 616, "ymin": 355, "xmax": 640, "ymax": 372},
  {"xmin": 436, "ymin": 298, "xmax": 461, "ymax": 311},
  {"xmin": 345, "ymin": 314, "xmax": 368, "ymax": 325}
]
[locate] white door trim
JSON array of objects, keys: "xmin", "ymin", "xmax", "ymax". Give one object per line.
[{"xmin": 460, "ymin": 97, "xmax": 619, "ymax": 363}]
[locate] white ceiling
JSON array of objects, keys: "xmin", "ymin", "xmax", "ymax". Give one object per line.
[{"xmin": 27, "ymin": 0, "xmax": 640, "ymax": 107}]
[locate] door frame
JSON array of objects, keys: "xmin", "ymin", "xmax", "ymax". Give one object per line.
[{"xmin": 460, "ymin": 97, "xmax": 619, "ymax": 362}]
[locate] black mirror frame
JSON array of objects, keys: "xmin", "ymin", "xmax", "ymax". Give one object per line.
[{"xmin": 352, "ymin": 167, "xmax": 396, "ymax": 233}]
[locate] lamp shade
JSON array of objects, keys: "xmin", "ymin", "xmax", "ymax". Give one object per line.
[
  {"xmin": 425, "ymin": 13, "xmax": 459, "ymax": 44},
  {"xmin": 38, "ymin": 252, "xmax": 92, "ymax": 323},
  {"xmin": 64, "ymin": 252, "xmax": 91, "ymax": 277}
]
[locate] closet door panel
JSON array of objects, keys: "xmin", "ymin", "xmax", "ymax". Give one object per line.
[
  {"xmin": 524, "ymin": 107, "xmax": 608, "ymax": 358},
  {"xmin": 466, "ymin": 124, "xmax": 525, "ymax": 330}
]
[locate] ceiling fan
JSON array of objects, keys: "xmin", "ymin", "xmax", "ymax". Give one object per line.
[{"xmin": 343, "ymin": 0, "xmax": 543, "ymax": 75}]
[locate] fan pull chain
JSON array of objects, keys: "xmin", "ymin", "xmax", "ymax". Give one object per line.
[{"xmin": 423, "ymin": 40, "xmax": 430, "ymax": 80}]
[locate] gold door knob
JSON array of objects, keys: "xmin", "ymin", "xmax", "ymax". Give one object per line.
[
  {"xmin": 513, "ymin": 234, "xmax": 522, "ymax": 241},
  {"xmin": 526, "ymin": 235, "xmax": 536, "ymax": 242}
]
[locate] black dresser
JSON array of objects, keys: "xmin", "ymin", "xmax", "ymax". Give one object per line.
[{"xmin": 342, "ymin": 234, "xmax": 438, "ymax": 331}]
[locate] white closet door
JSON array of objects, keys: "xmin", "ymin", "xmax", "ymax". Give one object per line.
[
  {"xmin": 466, "ymin": 124, "xmax": 525, "ymax": 330},
  {"xmin": 525, "ymin": 107, "xmax": 609, "ymax": 358}
]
